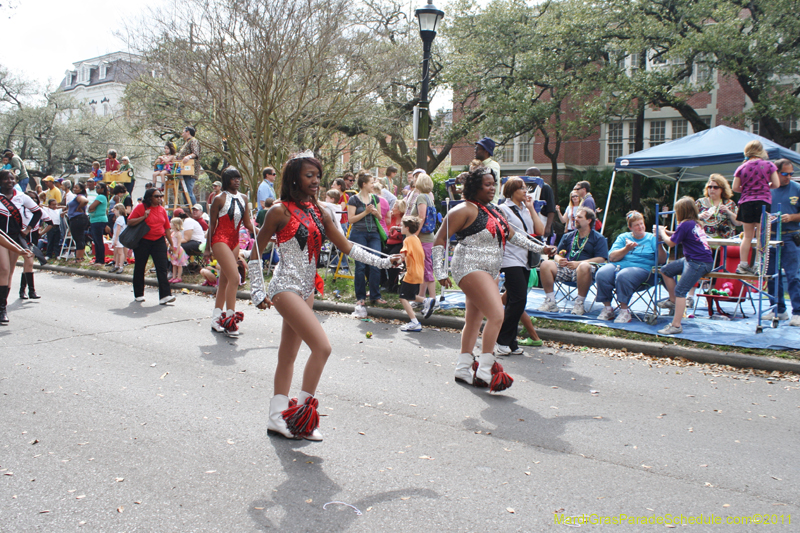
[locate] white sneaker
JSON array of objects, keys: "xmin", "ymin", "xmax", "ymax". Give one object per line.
[
  {"xmin": 538, "ymin": 299, "xmax": 559, "ymax": 313},
  {"xmin": 614, "ymin": 308, "xmax": 632, "ymax": 323},
  {"xmin": 762, "ymin": 310, "xmax": 789, "ymax": 321},
  {"xmin": 134, "ymin": 296, "xmax": 145, "ymax": 302},
  {"xmin": 597, "ymin": 307, "xmax": 615, "ymax": 321},
  {"xmin": 658, "ymin": 324, "xmax": 683, "ymax": 335},
  {"xmin": 657, "ymin": 299, "xmax": 675, "ymax": 309},
  {"xmin": 495, "ymin": 343, "xmax": 524, "ymax": 356},
  {"xmin": 352, "ymin": 304, "xmax": 367, "ymax": 319},
  {"xmin": 410, "ymin": 301, "xmax": 422, "ymax": 310},
  {"xmin": 159, "ymin": 295, "xmax": 176, "ymax": 305},
  {"xmin": 400, "ymin": 321, "xmax": 422, "ymax": 332},
  {"xmin": 789, "ymin": 315, "xmax": 800, "ymax": 327},
  {"xmin": 422, "ymin": 297, "xmax": 436, "ymax": 319},
  {"xmin": 571, "ymin": 301, "xmax": 586, "ymax": 316}
]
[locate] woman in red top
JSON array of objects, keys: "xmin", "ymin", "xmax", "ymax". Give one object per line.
[
  {"xmin": 127, "ymin": 188, "xmax": 176, "ymax": 304},
  {"xmin": 205, "ymin": 167, "xmax": 255, "ymax": 337},
  {"xmin": 253, "ymin": 152, "xmax": 398, "ymax": 441},
  {"xmin": 105, "ymin": 150, "xmax": 120, "ymax": 173}
]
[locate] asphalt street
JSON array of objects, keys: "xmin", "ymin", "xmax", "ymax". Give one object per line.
[{"xmin": 1, "ymin": 272, "xmax": 798, "ymax": 532}]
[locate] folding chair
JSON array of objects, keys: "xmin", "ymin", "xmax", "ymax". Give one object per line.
[
  {"xmin": 59, "ymin": 214, "xmax": 75, "ymax": 259},
  {"xmin": 553, "ymin": 277, "xmax": 597, "ymax": 313}
]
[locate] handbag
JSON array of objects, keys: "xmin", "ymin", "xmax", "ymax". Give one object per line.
[{"xmin": 119, "ymin": 216, "xmax": 150, "ymax": 249}]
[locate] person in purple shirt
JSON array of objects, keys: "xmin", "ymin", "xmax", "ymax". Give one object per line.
[
  {"xmin": 656, "ymin": 196, "xmax": 714, "ymax": 335},
  {"xmin": 732, "ymin": 140, "xmax": 780, "ymax": 274}
]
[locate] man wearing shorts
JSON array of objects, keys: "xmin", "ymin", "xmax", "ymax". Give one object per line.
[{"xmin": 538, "ymin": 207, "xmax": 608, "ymax": 315}]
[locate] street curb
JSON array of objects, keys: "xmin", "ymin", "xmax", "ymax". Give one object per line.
[{"xmin": 32, "ymin": 263, "xmax": 800, "ymax": 374}]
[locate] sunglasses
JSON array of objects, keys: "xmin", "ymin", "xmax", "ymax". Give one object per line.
[
  {"xmin": 781, "ymin": 172, "xmax": 794, "ymax": 176},
  {"xmin": 706, "ymin": 185, "xmax": 721, "ymax": 190}
]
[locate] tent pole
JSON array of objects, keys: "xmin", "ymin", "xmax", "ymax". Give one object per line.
[
  {"xmin": 671, "ymin": 179, "xmax": 681, "ymax": 230},
  {"xmin": 601, "ymin": 170, "xmax": 616, "ymax": 235}
]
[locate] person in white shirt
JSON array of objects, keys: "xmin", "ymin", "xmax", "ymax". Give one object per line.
[
  {"xmin": 174, "ymin": 207, "xmax": 206, "ymax": 255},
  {"xmin": 42, "ymin": 199, "xmax": 63, "ymax": 259},
  {"xmin": 109, "ymin": 203, "xmax": 128, "ymax": 274}
]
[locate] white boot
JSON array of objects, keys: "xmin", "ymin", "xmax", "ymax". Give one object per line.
[
  {"xmin": 475, "ymin": 352, "xmax": 495, "ymax": 386},
  {"xmin": 297, "ymin": 391, "xmax": 323, "ymax": 441},
  {"xmin": 454, "ymin": 353, "xmax": 475, "ymax": 385},
  {"xmin": 211, "ymin": 308, "xmax": 224, "ymax": 333},
  {"xmin": 267, "ymin": 395, "xmax": 296, "ymax": 439}
]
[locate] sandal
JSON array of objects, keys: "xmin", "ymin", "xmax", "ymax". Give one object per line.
[
  {"xmin": 371, "ymin": 299, "xmax": 388, "ymax": 305},
  {"xmin": 518, "ymin": 338, "xmax": 543, "ymax": 347}
]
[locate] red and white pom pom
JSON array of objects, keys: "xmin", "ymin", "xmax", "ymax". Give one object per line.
[
  {"xmin": 220, "ymin": 311, "xmax": 244, "ymax": 332},
  {"xmin": 489, "ymin": 361, "xmax": 513, "ymax": 392},
  {"xmin": 282, "ymin": 396, "xmax": 320, "ymax": 439},
  {"xmin": 472, "ymin": 361, "xmax": 488, "ymax": 388}
]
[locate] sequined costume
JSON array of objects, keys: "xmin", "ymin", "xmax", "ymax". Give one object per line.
[
  {"xmin": 268, "ymin": 201, "xmax": 326, "ymax": 300},
  {"xmin": 211, "ymin": 191, "xmax": 246, "ymax": 249},
  {"xmin": 449, "ymin": 202, "xmax": 508, "ymax": 285},
  {"xmin": 433, "ymin": 201, "xmax": 543, "ymax": 285}
]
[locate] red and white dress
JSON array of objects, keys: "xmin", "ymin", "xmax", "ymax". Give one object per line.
[
  {"xmin": 211, "ymin": 191, "xmax": 247, "ymax": 249},
  {"xmin": 268, "ymin": 201, "xmax": 325, "ymax": 301}
]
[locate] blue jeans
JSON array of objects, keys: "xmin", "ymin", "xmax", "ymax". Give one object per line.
[
  {"xmin": 350, "ymin": 230, "xmax": 382, "ymax": 302},
  {"xmin": 18, "ymin": 178, "xmax": 29, "ymax": 192},
  {"xmin": 125, "ymin": 180, "xmax": 135, "ymax": 195},
  {"xmin": 661, "ymin": 259, "xmax": 713, "ymax": 298},
  {"xmin": 595, "ymin": 264, "xmax": 653, "ymax": 305},
  {"xmin": 182, "ymin": 177, "xmax": 197, "ymax": 206},
  {"xmin": 46, "ymin": 225, "xmax": 62, "ymax": 258},
  {"xmin": 767, "ymin": 234, "xmax": 800, "ymax": 315}
]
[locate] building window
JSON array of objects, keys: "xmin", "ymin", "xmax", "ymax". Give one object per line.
[
  {"xmin": 99, "ymin": 64, "xmax": 107, "ymax": 80},
  {"xmin": 672, "ymin": 119, "xmax": 688, "ymax": 140},
  {"xmin": 500, "ymin": 145, "xmax": 514, "ymax": 164},
  {"xmin": 628, "ymin": 122, "xmax": 638, "ymax": 154},
  {"xmin": 649, "ymin": 121, "xmax": 666, "ymax": 147},
  {"xmin": 518, "ymin": 134, "xmax": 532, "ymax": 163},
  {"xmin": 751, "ymin": 121, "xmax": 760, "ymax": 136},
  {"xmin": 78, "ymin": 66, "xmax": 90, "ymax": 83},
  {"xmin": 103, "ymin": 103, "xmax": 111, "ymax": 116},
  {"xmin": 700, "ymin": 116, "xmax": 712, "ymax": 129},
  {"xmin": 607, "ymin": 123, "xmax": 623, "ymax": 163}
]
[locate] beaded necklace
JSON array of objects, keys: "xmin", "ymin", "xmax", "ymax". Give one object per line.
[{"xmin": 568, "ymin": 230, "xmax": 590, "ymax": 260}]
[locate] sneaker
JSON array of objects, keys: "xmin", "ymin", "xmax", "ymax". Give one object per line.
[
  {"xmin": 134, "ymin": 296, "xmax": 145, "ymax": 302},
  {"xmin": 658, "ymin": 324, "xmax": 683, "ymax": 335},
  {"xmin": 116, "ymin": 266, "xmax": 125, "ymax": 274},
  {"xmin": 495, "ymin": 343, "xmax": 524, "ymax": 356},
  {"xmin": 106, "ymin": 263, "xmax": 117, "ymax": 271},
  {"xmin": 352, "ymin": 304, "xmax": 367, "ymax": 319},
  {"xmin": 422, "ymin": 297, "xmax": 436, "ymax": 319},
  {"xmin": 597, "ymin": 307, "xmax": 615, "ymax": 321},
  {"xmin": 410, "ymin": 301, "xmax": 422, "ymax": 310},
  {"xmin": 614, "ymin": 308, "xmax": 632, "ymax": 323},
  {"xmin": 686, "ymin": 296, "xmax": 694, "ymax": 309},
  {"xmin": 537, "ymin": 299, "xmax": 559, "ymax": 313},
  {"xmin": 789, "ymin": 315, "xmax": 800, "ymax": 327},
  {"xmin": 762, "ymin": 310, "xmax": 789, "ymax": 321},
  {"xmin": 159, "ymin": 295, "xmax": 176, "ymax": 305},
  {"xmin": 571, "ymin": 301, "xmax": 586, "ymax": 316},
  {"xmin": 657, "ymin": 299, "xmax": 676, "ymax": 310},
  {"xmin": 735, "ymin": 263, "xmax": 755, "ymax": 275},
  {"xmin": 400, "ymin": 321, "xmax": 422, "ymax": 332}
]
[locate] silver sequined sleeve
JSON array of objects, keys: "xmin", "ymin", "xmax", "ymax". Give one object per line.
[
  {"xmin": 249, "ymin": 259, "xmax": 267, "ymax": 306},
  {"xmin": 432, "ymin": 245, "xmax": 447, "ymax": 281},
  {"xmin": 509, "ymin": 231, "xmax": 544, "ymax": 253},
  {"xmin": 349, "ymin": 243, "xmax": 391, "ymax": 269}
]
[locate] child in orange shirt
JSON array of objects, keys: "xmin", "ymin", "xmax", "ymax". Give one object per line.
[{"xmin": 399, "ymin": 216, "xmax": 436, "ymax": 331}]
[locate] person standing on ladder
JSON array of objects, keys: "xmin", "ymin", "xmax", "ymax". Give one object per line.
[{"xmin": 177, "ymin": 126, "xmax": 201, "ymax": 206}]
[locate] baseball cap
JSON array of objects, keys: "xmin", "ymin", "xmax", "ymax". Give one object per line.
[
  {"xmin": 213, "ymin": 181, "xmax": 222, "ymax": 187},
  {"xmin": 42, "ymin": 176, "xmax": 55, "ymax": 182},
  {"xmin": 173, "ymin": 208, "xmax": 186, "ymax": 217},
  {"xmin": 192, "ymin": 203, "xmax": 203, "ymax": 211}
]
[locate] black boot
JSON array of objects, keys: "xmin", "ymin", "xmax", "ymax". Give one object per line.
[
  {"xmin": 19, "ymin": 273, "xmax": 28, "ymax": 300},
  {"xmin": 0, "ymin": 286, "xmax": 9, "ymax": 324},
  {"xmin": 26, "ymin": 272, "xmax": 41, "ymax": 299}
]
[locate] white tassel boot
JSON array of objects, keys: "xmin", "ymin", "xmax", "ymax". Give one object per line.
[
  {"xmin": 476, "ymin": 352, "xmax": 513, "ymax": 392},
  {"xmin": 296, "ymin": 391, "xmax": 323, "ymax": 441},
  {"xmin": 267, "ymin": 394, "xmax": 296, "ymax": 439},
  {"xmin": 454, "ymin": 353, "xmax": 475, "ymax": 385}
]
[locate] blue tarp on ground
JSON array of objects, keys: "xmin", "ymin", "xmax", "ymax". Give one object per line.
[
  {"xmin": 438, "ymin": 287, "xmax": 798, "ymax": 352},
  {"xmin": 613, "ymin": 125, "xmax": 800, "ymax": 182}
]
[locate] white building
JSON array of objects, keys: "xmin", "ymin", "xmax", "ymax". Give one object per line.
[{"xmin": 59, "ymin": 52, "xmax": 143, "ymax": 116}]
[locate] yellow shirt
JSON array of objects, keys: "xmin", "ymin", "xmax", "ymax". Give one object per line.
[
  {"xmin": 401, "ymin": 234, "xmax": 424, "ymax": 284},
  {"xmin": 46, "ymin": 186, "xmax": 62, "ymax": 204}
]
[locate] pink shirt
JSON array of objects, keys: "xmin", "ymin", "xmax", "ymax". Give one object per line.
[{"xmin": 735, "ymin": 159, "xmax": 776, "ymax": 204}]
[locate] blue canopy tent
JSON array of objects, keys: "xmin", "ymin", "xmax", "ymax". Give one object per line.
[{"xmin": 602, "ymin": 125, "xmax": 800, "ymax": 232}]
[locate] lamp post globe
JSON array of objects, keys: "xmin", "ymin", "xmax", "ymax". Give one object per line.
[{"xmin": 414, "ymin": 3, "xmax": 444, "ymax": 172}]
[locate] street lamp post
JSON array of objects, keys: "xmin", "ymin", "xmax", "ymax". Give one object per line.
[{"xmin": 414, "ymin": 3, "xmax": 444, "ymax": 173}]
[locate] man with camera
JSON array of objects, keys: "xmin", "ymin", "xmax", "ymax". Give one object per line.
[{"xmin": 766, "ymin": 159, "xmax": 800, "ymax": 326}]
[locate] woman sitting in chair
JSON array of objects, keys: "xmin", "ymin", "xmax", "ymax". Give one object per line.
[{"xmin": 595, "ymin": 210, "xmax": 666, "ymax": 324}]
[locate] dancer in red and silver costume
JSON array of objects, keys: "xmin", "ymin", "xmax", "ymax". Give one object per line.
[
  {"xmin": 252, "ymin": 151, "xmax": 400, "ymax": 441},
  {"xmin": 0, "ymin": 170, "xmax": 40, "ymax": 323},
  {"xmin": 432, "ymin": 167, "xmax": 554, "ymax": 391},
  {"xmin": 206, "ymin": 167, "xmax": 255, "ymax": 337}
]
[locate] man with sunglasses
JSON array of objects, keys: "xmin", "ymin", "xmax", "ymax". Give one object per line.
[
  {"xmin": 765, "ymin": 159, "xmax": 800, "ymax": 326},
  {"xmin": 257, "ymin": 167, "xmax": 276, "ymax": 212}
]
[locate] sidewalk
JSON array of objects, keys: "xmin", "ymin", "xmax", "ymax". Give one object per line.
[{"xmin": 31, "ymin": 263, "xmax": 800, "ymax": 374}]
